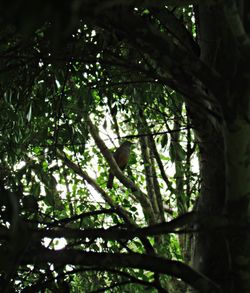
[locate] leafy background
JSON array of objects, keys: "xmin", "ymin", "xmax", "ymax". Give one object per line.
[{"xmin": 0, "ymin": 3, "xmax": 200, "ymax": 292}]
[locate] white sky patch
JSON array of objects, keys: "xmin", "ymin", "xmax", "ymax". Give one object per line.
[{"xmin": 44, "ymin": 237, "xmax": 67, "ymax": 250}]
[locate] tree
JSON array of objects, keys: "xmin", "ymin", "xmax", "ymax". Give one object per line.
[{"xmin": 0, "ymin": 1, "xmax": 249, "ymax": 292}]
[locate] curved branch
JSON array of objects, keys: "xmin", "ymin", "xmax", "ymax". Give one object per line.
[
  {"xmin": 28, "ymin": 212, "xmax": 196, "ymax": 241},
  {"xmin": 22, "ymin": 249, "xmax": 222, "ymax": 293},
  {"xmin": 23, "ymin": 267, "xmax": 167, "ymax": 293}
]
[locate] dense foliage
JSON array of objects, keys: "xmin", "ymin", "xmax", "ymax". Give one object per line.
[
  {"xmin": 2, "ymin": 1, "xmax": 250, "ymax": 292},
  {"xmin": 0, "ymin": 3, "xmax": 202, "ymax": 292}
]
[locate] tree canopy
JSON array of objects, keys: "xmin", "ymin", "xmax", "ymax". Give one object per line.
[{"xmin": 1, "ymin": 1, "xmax": 250, "ymax": 292}]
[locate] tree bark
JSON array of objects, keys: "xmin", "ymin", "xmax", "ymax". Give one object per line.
[{"xmin": 191, "ymin": 3, "xmax": 250, "ymax": 292}]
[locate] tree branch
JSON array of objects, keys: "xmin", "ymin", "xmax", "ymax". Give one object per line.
[
  {"xmin": 56, "ymin": 149, "xmax": 133, "ymax": 224},
  {"xmin": 56, "ymin": 149, "xmax": 157, "ymax": 255},
  {"xmin": 21, "ymin": 249, "xmax": 222, "ymax": 293},
  {"xmin": 28, "ymin": 212, "xmax": 196, "ymax": 241},
  {"xmin": 149, "ymin": 7, "xmax": 200, "ymax": 55}
]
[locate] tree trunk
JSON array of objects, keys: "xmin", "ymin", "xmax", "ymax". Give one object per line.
[
  {"xmin": 192, "ymin": 3, "xmax": 250, "ymax": 292},
  {"xmin": 190, "ymin": 106, "xmax": 227, "ymax": 290},
  {"xmin": 223, "ymin": 118, "xmax": 250, "ymax": 292}
]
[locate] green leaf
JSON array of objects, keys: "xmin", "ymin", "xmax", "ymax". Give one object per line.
[
  {"xmin": 170, "ymin": 143, "xmax": 186, "ymax": 162},
  {"xmin": 161, "ymin": 134, "xmax": 168, "ymax": 148}
]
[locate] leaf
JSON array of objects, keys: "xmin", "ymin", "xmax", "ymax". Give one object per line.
[
  {"xmin": 170, "ymin": 143, "xmax": 186, "ymax": 162},
  {"xmin": 176, "ymin": 144, "xmax": 186, "ymax": 161},
  {"xmin": 128, "ymin": 152, "xmax": 136, "ymax": 165},
  {"xmin": 161, "ymin": 134, "xmax": 168, "ymax": 148},
  {"xmin": 33, "ymin": 146, "xmax": 43, "ymax": 155},
  {"xmin": 26, "ymin": 103, "xmax": 32, "ymax": 122}
]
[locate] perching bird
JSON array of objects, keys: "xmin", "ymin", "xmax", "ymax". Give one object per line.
[{"xmin": 107, "ymin": 141, "xmax": 133, "ymax": 189}]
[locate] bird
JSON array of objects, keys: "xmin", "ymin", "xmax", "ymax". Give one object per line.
[{"xmin": 107, "ymin": 141, "xmax": 133, "ymax": 189}]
